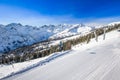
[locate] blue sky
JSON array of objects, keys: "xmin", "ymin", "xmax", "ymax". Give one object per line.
[{"xmin": 0, "ymin": 0, "xmax": 120, "ymax": 26}]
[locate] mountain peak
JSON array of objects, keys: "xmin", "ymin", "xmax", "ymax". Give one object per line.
[{"xmin": 6, "ymin": 23, "xmax": 22, "ymax": 27}]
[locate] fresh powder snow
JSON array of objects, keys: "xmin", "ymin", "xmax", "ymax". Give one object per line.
[
  {"xmin": 0, "ymin": 23, "xmax": 92, "ymax": 53},
  {"xmin": 0, "ymin": 29, "xmax": 120, "ymax": 80}
]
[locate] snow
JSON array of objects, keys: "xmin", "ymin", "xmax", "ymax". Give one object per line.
[
  {"xmin": 0, "ymin": 29, "xmax": 120, "ymax": 80},
  {"xmin": 0, "ymin": 23, "xmax": 54, "ymax": 53},
  {"xmin": 108, "ymin": 21, "xmax": 120, "ymax": 26},
  {"xmin": 50, "ymin": 24, "xmax": 92, "ymax": 39},
  {"xmin": 0, "ymin": 22, "xmax": 120, "ymax": 53},
  {"xmin": 0, "ymin": 55, "xmax": 48, "ymax": 79},
  {"xmin": 0, "ymin": 23, "xmax": 92, "ymax": 53},
  {"xmin": 0, "ymin": 50, "xmax": 71, "ymax": 79}
]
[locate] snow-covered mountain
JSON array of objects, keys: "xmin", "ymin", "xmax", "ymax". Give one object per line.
[
  {"xmin": 0, "ymin": 23, "xmax": 54, "ymax": 53},
  {"xmin": 50, "ymin": 24, "xmax": 92, "ymax": 39},
  {"xmin": 108, "ymin": 21, "xmax": 120, "ymax": 26},
  {"xmin": 0, "ymin": 27, "xmax": 120, "ymax": 80},
  {"xmin": 0, "ymin": 23, "xmax": 107, "ymax": 53}
]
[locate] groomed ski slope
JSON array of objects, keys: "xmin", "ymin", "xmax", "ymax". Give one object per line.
[{"xmin": 2, "ymin": 30, "xmax": 120, "ymax": 80}]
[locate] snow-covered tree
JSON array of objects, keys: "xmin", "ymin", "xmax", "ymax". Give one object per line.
[
  {"xmin": 94, "ymin": 31, "xmax": 98, "ymax": 42},
  {"xmin": 103, "ymin": 28, "xmax": 106, "ymax": 40}
]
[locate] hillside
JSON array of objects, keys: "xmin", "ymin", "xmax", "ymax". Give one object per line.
[
  {"xmin": 1, "ymin": 28, "xmax": 120, "ymax": 80},
  {"xmin": 0, "ymin": 23, "xmax": 92, "ymax": 53}
]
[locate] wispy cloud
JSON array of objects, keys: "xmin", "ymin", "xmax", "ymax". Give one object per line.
[
  {"xmin": 0, "ymin": 5, "xmax": 120, "ymax": 26},
  {"xmin": 84, "ymin": 16, "xmax": 120, "ymax": 26}
]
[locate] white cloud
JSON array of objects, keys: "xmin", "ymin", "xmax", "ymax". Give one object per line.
[
  {"xmin": 0, "ymin": 5, "xmax": 120, "ymax": 26},
  {"xmin": 84, "ymin": 16, "xmax": 120, "ymax": 26}
]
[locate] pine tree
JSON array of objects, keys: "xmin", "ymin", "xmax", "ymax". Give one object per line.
[
  {"xmin": 103, "ymin": 28, "xmax": 106, "ymax": 40},
  {"xmin": 94, "ymin": 31, "xmax": 98, "ymax": 42}
]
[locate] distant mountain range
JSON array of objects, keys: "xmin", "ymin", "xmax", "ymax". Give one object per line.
[{"xmin": 0, "ymin": 22, "xmax": 119, "ymax": 53}]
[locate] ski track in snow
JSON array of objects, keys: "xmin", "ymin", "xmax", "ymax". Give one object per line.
[
  {"xmin": 1, "ymin": 30, "xmax": 120, "ymax": 80},
  {"xmin": 0, "ymin": 50, "xmax": 72, "ymax": 80}
]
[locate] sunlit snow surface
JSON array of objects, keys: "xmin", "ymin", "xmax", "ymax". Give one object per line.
[
  {"xmin": 0, "ymin": 23, "xmax": 92, "ymax": 53},
  {"xmin": 0, "ymin": 30, "xmax": 120, "ymax": 80}
]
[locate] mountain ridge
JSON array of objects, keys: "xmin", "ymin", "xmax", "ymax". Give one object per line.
[{"xmin": 0, "ymin": 22, "xmax": 119, "ymax": 53}]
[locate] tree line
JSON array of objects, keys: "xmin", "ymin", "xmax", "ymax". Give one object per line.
[{"xmin": 0, "ymin": 24, "xmax": 120, "ymax": 65}]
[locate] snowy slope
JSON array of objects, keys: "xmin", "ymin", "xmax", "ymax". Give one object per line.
[
  {"xmin": 0, "ymin": 22, "xmax": 119, "ymax": 53},
  {"xmin": 0, "ymin": 23, "xmax": 54, "ymax": 53},
  {"xmin": 0, "ymin": 23, "xmax": 92, "ymax": 53},
  {"xmin": 0, "ymin": 29, "xmax": 120, "ymax": 80},
  {"xmin": 108, "ymin": 21, "xmax": 120, "ymax": 26},
  {"xmin": 50, "ymin": 24, "xmax": 92, "ymax": 39}
]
